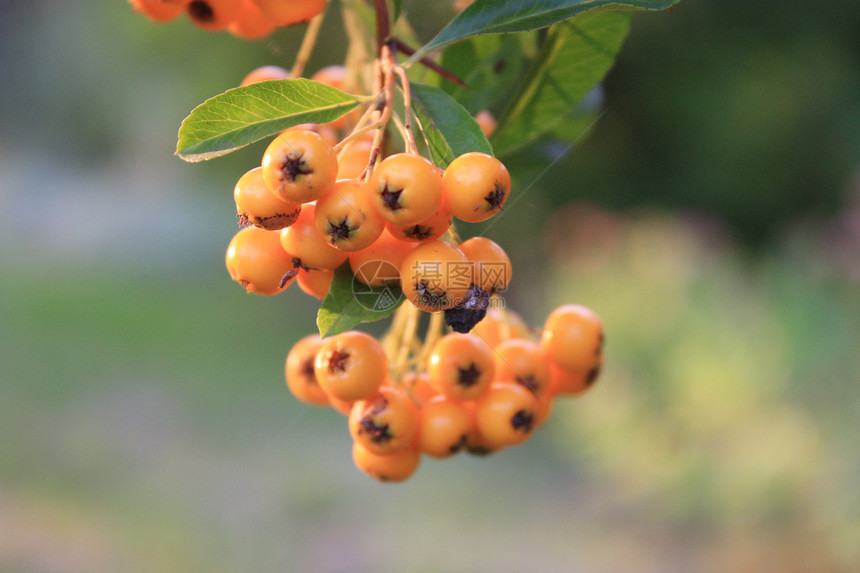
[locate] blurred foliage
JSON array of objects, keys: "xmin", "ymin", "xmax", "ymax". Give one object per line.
[{"xmin": 2, "ymin": 0, "xmax": 860, "ymax": 571}]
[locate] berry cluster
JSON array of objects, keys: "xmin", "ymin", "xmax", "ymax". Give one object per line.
[
  {"xmin": 130, "ymin": 0, "xmax": 326, "ymax": 39},
  {"xmin": 217, "ymin": 58, "xmax": 606, "ymax": 482},
  {"xmin": 286, "ymin": 305, "xmax": 603, "ymax": 482}
]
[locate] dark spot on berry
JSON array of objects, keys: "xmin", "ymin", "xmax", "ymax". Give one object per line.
[
  {"xmin": 327, "ymin": 218, "xmax": 355, "ymax": 244},
  {"xmin": 456, "ymin": 363, "xmax": 481, "ymax": 388},
  {"xmin": 493, "ymin": 59, "xmax": 506, "ymax": 73},
  {"xmin": 279, "ymin": 269, "xmax": 298, "ymax": 288},
  {"xmin": 444, "ymin": 283, "xmax": 489, "ymax": 333},
  {"xmin": 379, "ymin": 184, "xmax": 404, "ymax": 212},
  {"xmin": 585, "ymin": 364, "xmax": 601, "ymax": 386},
  {"xmin": 300, "ymin": 358, "xmax": 316, "ymax": 384},
  {"xmin": 292, "ymin": 257, "xmax": 312, "ymax": 272},
  {"xmin": 188, "ymin": 1, "xmax": 215, "ymax": 23},
  {"xmin": 360, "ymin": 418, "xmax": 393, "ymax": 444},
  {"xmin": 517, "ymin": 376, "xmax": 538, "ymax": 393},
  {"xmin": 280, "ymin": 153, "xmax": 313, "ymax": 182},
  {"xmin": 466, "ymin": 444, "xmax": 493, "ymax": 456},
  {"xmin": 414, "ymin": 280, "xmax": 448, "ymax": 309},
  {"xmin": 449, "ymin": 434, "xmax": 468, "ymax": 454},
  {"xmin": 328, "ymin": 350, "xmax": 350, "ymax": 373},
  {"xmin": 403, "ymin": 224, "xmax": 433, "ymax": 241},
  {"xmin": 510, "ymin": 409, "xmax": 534, "ymax": 432},
  {"xmin": 484, "ymin": 184, "xmax": 507, "ymax": 212}
]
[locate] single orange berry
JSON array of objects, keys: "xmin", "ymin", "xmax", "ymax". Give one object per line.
[
  {"xmin": 548, "ymin": 359, "xmax": 602, "ymax": 396},
  {"xmin": 285, "ymin": 335, "xmax": 329, "ymax": 406},
  {"xmin": 186, "ymin": 0, "xmax": 240, "ymax": 31},
  {"xmin": 280, "ymin": 203, "xmax": 349, "ymax": 271},
  {"xmin": 475, "ymin": 382, "xmax": 538, "ymax": 449},
  {"xmin": 314, "ymin": 179, "xmax": 385, "ymax": 252},
  {"xmin": 225, "ymin": 226, "xmax": 296, "ymax": 295},
  {"xmin": 458, "ymin": 236, "xmax": 512, "ymax": 294},
  {"xmin": 399, "ymin": 240, "xmax": 471, "ymax": 311},
  {"xmin": 352, "ymin": 442, "xmax": 420, "ymax": 483},
  {"xmin": 386, "ymin": 205, "xmax": 453, "ymax": 243},
  {"xmin": 427, "ymin": 333, "xmax": 495, "ymax": 401},
  {"xmin": 541, "ymin": 304, "xmax": 604, "ymax": 374},
  {"xmin": 234, "ymin": 166, "xmax": 302, "ymax": 231},
  {"xmin": 418, "ymin": 395, "xmax": 474, "ymax": 459},
  {"xmin": 296, "ymin": 267, "xmax": 334, "ymax": 300},
  {"xmin": 314, "ymin": 331, "xmax": 386, "ymax": 402},
  {"xmin": 492, "ymin": 338, "xmax": 552, "ymax": 398},
  {"xmin": 130, "ymin": 0, "xmax": 189, "ymax": 22},
  {"xmin": 228, "ymin": 0, "xmax": 276, "ymax": 39},
  {"xmin": 442, "ymin": 152, "xmax": 510, "ymax": 223},
  {"xmin": 370, "ymin": 153, "xmax": 444, "ymax": 227},
  {"xmin": 251, "ymin": 0, "xmax": 327, "ymax": 26},
  {"xmin": 349, "ymin": 386, "xmax": 420, "ymax": 456},
  {"xmin": 261, "ymin": 130, "xmax": 338, "ymax": 204}
]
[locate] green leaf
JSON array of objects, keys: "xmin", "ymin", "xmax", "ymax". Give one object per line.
[
  {"xmin": 390, "ymin": 0, "xmax": 403, "ymax": 21},
  {"xmin": 434, "ymin": 33, "xmax": 528, "ymax": 115},
  {"xmin": 410, "ymin": 83, "xmax": 493, "ymax": 168},
  {"xmin": 491, "ymin": 11, "xmax": 631, "ymax": 156},
  {"xmin": 317, "ymin": 264, "xmax": 403, "ymax": 338},
  {"xmin": 176, "ymin": 79, "xmax": 366, "ymax": 162},
  {"xmin": 406, "ymin": 0, "xmax": 679, "ymax": 65}
]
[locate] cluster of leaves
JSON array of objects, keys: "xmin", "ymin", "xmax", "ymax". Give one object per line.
[{"xmin": 175, "ymin": 0, "xmax": 679, "ymax": 336}]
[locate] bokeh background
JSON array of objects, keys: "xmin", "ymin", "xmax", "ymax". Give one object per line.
[{"xmin": 2, "ymin": 1, "xmax": 859, "ymax": 571}]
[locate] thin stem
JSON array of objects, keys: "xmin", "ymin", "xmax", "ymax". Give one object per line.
[
  {"xmin": 392, "ymin": 304, "xmax": 421, "ymax": 381},
  {"xmin": 416, "ymin": 311, "xmax": 446, "ymax": 370},
  {"xmin": 394, "ymin": 66, "xmax": 420, "ymax": 155},
  {"xmin": 392, "ymin": 37, "xmax": 466, "ymax": 86},
  {"xmin": 289, "ymin": 13, "xmax": 326, "ymax": 79}
]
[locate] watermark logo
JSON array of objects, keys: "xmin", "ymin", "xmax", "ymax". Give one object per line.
[{"xmin": 351, "ymin": 260, "xmax": 404, "ymax": 312}]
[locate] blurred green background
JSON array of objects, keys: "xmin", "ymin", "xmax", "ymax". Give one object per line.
[{"xmin": 2, "ymin": 1, "xmax": 859, "ymax": 571}]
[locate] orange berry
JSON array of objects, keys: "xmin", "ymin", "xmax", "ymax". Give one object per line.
[
  {"xmin": 442, "ymin": 152, "xmax": 510, "ymax": 223},
  {"xmin": 541, "ymin": 304, "xmax": 604, "ymax": 374},
  {"xmin": 228, "ymin": 0, "xmax": 276, "ymax": 39},
  {"xmin": 352, "ymin": 442, "xmax": 420, "ymax": 482},
  {"xmin": 475, "ymin": 110, "xmax": 497, "ymax": 137},
  {"xmin": 492, "ymin": 338, "xmax": 552, "ymax": 398},
  {"xmin": 458, "ymin": 236, "xmax": 512, "ymax": 294},
  {"xmin": 349, "ymin": 386, "xmax": 420, "ymax": 455},
  {"xmin": 280, "ymin": 204, "xmax": 349, "ymax": 271},
  {"xmin": 314, "ymin": 179, "xmax": 385, "ymax": 252},
  {"xmin": 130, "ymin": 0, "xmax": 189, "ymax": 22},
  {"xmin": 348, "ymin": 228, "xmax": 416, "ymax": 287},
  {"xmin": 285, "ymin": 335, "xmax": 329, "ymax": 406},
  {"xmin": 418, "ymin": 395, "xmax": 474, "ymax": 458},
  {"xmin": 386, "ymin": 205, "xmax": 453, "ymax": 243},
  {"xmin": 549, "ymin": 359, "xmax": 602, "ymax": 396},
  {"xmin": 427, "ymin": 333, "xmax": 495, "ymax": 401},
  {"xmin": 261, "ymin": 130, "xmax": 338, "ymax": 204},
  {"xmin": 370, "ymin": 153, "xmax": 444, "ymax": 226},
  {"xmin": 314, "ymin": 331, "xmax": 386, "ymax": 402},
  {"xmin": 337, "ymin": 140, "xmax": 373, "ymax": 180},
  {"xmin": 296, "ymin": 267, "xmax": 333, "ymax": 300},
  {"xmin": 399, "ymin": 240, "xmax": 471, "ymax": 311},
  {"xmin": 251, "ymin": 0, "xmax": 327, "ymax": 26},
  {"xmin": 475, "ymin": 382, "xmax": 538, "ymax": 449},
  {"xmin": 225, "ymin": 226, "xmax": 296, "ymax": 295},
  {"xmin": 234, "ymin": 166, "xmax": 302, "ymax": 231},
  {"xmin": 186, "ymin": 0, "xmax": 240, "ymax": 31},
  {"xmin": 240, "ymin": 65, "xmax": 291, "ymax": 86},
  {"xmin": 398, "ymin": 370, "xmax": 439, "ymax": 407}
]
